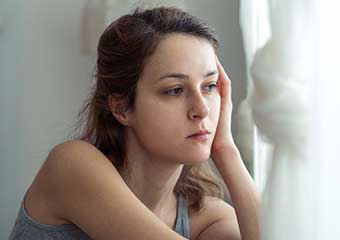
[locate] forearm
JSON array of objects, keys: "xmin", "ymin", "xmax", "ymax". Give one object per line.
[{"xmin": 213, "ymin": 146, "xmax": 261, "ymax": 240}]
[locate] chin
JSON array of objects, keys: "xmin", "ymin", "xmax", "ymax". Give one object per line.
[{"xmin": 182, "ymin": 151, "xmax": 211, "ymax": 165}]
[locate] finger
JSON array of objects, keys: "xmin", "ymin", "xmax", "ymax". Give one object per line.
[
  {"xmin": 215, "ymin": 57, "xmax": 232, "ymax": 105},
  {"xmin": 216, "ymin": 57, "xmax": 231, "ymax": 85}
]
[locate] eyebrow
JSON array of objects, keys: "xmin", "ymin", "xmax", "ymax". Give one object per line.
[{"xmin": 157, "ymin": 70, "xmax": 218, "ymax": 82}]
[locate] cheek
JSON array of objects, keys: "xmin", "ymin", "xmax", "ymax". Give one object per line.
[
  {"xmin": 134, "ymin": 97, "xmax": 180, "ymax": 136},
  {"xmin": 132, "ymin": 103, "xmax": 186, "ymax": 157}
]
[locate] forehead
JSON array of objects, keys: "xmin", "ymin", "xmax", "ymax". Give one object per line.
[{"xmin": 140, "ymin": 34, "xmax": 217, "ymax": 83}]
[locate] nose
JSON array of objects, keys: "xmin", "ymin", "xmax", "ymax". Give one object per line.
[{"xmin": 188, "ymin": 91, "xmax": 210, "ymax": 121}]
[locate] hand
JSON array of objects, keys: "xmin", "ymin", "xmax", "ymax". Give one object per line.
[{"xmin": 211, "ymin": 58, "xmax": 237, "ymax": 160}]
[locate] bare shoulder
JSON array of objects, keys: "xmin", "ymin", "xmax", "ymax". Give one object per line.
[
  {"xmin": 190, "ymin": 196, "xmax": 241, "ymax": 240},
  {"xmin": 26, "ymin": 140, "xmax": 185, "ymax": 239},
  {"xmin": 25, "ymin": 140, "xmax": 117, "ymax": 222},
  {"xmin": 46, "ymin": 139, "xmax": 109, "ymax": 166},
  {"xmin": 32, "ymin": 139, "xmax": 117, "ymax": 201},
  {"xmin": 34, "ymin": 139, "xmax": 122, "ymax": 208},
  {"xmin": 43, "ymin": 139, "xmax": 118, "ymax": 184}
]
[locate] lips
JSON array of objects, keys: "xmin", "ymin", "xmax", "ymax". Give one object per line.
[{"xmin": 187, "ymin": 130, "xmax": 211, "ymax": 138}]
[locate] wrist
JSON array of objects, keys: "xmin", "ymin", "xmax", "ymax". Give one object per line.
[
  {"xmin": 212, "ymin": 143, "xmax": 240, "ymax": 157},
  {"xmin": 211, "ymin": 144, "xmax": 241, "ymax": 166}
]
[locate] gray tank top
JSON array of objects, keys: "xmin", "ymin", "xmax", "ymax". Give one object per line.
[{"xmin": 8, "ymin": 193, "xmax": 190, "ymax": 239}]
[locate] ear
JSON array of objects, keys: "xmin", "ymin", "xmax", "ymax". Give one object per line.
[{"xmin": 108, "ymin": 95, "xmax": 131, "ymax": 126}]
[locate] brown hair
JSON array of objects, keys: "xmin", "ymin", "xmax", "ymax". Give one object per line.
[{"xmin": 72, "ymin": 6, "xmax": 225, "ymax": 211}]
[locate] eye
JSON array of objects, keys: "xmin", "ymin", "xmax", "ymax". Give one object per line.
[
  {"xmin": 164, "ymin": 87, "xmax": 183, "ymax": 96},
  {"xmin": 203, "ymin": 83, "xmax": 218, "ymax": 92}
]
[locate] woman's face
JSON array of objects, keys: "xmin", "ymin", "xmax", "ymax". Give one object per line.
[{"xmin": 127, "ymin": 34, "xmax": 221, "ymax": 165}]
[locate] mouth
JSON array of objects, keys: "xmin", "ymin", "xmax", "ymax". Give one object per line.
[{"xmin": 187, "ymin": 130, "xmax": 211, "ymax": 142}]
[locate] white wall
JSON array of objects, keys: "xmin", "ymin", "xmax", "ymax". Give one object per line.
[
  {"xmin": 0, "ymin": 0, "xmax": 246, "ymax": 238},
  {"xmin": 0, "ymin": 0, "xmax": 95, "ymax": 237}
]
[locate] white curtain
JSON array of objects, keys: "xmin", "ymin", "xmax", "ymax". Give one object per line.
[{"xmin": 240, "ymin": 0, "xmax": 340, "ymax": 239}]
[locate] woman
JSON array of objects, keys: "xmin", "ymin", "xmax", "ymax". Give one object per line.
[{"xmin": 9, "ymin": 6, "xmax": 260, "ymax": 240}]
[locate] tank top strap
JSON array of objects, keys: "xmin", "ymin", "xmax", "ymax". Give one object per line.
[{"xmin": 174, "ymin": 194, "xmax": 190, "ymax": 239}]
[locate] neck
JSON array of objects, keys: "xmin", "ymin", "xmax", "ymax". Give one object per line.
[{"xmin": 120, "ymin": 130, "xmax": 183, "ymax": 218}]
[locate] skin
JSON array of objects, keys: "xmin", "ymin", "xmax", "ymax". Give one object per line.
[
  {"xmin": 22, "ymin": 33, "xmax": 260, "ymax": 240},
  {"xmin": 112, "ymin": 33, "xmax": 260, "ymax": 239},
  {"xmin": 110, "ymin": 34, "xmax": 221, "ymax": 222}
]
